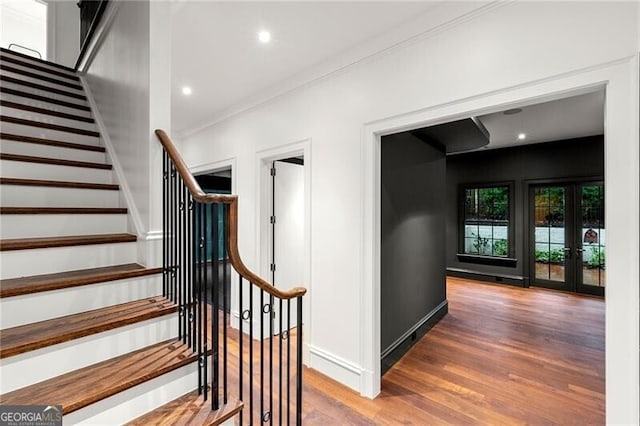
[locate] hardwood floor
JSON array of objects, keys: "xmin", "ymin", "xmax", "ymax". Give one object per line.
[
  {"xmin": 134, "ymin": 277, "xmax": 604, "ymax": 424},
  {"xmin": 300, "ymin": 277, "xmax": 604, "ymax": 424}
]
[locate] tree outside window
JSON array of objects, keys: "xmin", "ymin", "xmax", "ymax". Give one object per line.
[{"xmin": 463, "ymin": 185, "xmax": 511, "ymax": 257}]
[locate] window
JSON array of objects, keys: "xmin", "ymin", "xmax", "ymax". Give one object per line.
[{"xmin": 460, "ymin": 183, "xmax": 514, "ymax": 263}]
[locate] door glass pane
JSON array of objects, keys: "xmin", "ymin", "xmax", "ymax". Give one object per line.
[
  {"xmin": 580, "ymin": 184, "xmax": 605, "ymax": 287},
  {"xmin": 534, "ymin": 187, "xmax": 565, "ymax": 282}
]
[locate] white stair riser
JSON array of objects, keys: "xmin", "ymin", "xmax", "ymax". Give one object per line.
[
  {"xmin": 64, "ymin": 358, "xmax": 206, "ymax": 426},
  {"xmin": 2, "ymin": 70, "xmax": 85, "ymax": 97},
  {"xmin": 0, "ymin": 275, "xmax": 162, "ymax": 329},
  {"xmin": 0, "ymin": 121, "xmax": 99, "ymax": 145},
  {"xmin": 1, "ymin": 106, "xmax": 98, "ymax": 132},
  {"xmin": 0, "ymin": 159, "xmax": 113, "ymax": 182},
  {"xmin": 0, "ymin": 93, "xmax": 93, "ymax": 118},
  {"xmin": 1, "ymin": 52, "xmax": 77, "ymax": 78},
  {"xmin": 0, "ymin": 214, "xmax": 127, "ymax": 238},
  {"xmin": 0, "ymin": 315, "xmax": 177, "ymax": 394},
  {"xmin": 1, "ymin": 60, "xmax": 80, "ymax": 87},
  {"xmin": 1, "ymin": 185, "xmax": 119, "ymax": 208},
  {"xmin": 0, "ymin": 140, "xmax": 106, "ymax": 163},
  {"xmin": 0, "ymin": 241, "xmax": 137, "ymax": 279},
  {"xmin": 1, "ymin": 81, "xmax": 89, "ymax": 109}
]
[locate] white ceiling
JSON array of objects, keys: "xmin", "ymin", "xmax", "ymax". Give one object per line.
[
  {"xmin": 171, "ymin": 2, "xmax": 605, "ymax": 147},
  {"xmin": 475, "ymin": 90, "xmax": 604, "ymax": 151},
  {"xmin": 170, "ymin": 1, "xmax": 440, "ymax": 134}
]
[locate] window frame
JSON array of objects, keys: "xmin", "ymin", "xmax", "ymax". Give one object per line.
[{"xmin": 457, "ymin": 181, "xmax": 516, "ymax": 267}]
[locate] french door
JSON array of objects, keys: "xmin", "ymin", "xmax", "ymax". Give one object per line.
[{"xmin": 529, "ymin": 181, "xmax": 605, "ymax": 296}]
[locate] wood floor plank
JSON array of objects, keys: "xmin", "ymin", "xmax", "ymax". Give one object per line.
[
  {"xmin": 0, "ymin": 297, "xmax": 176, "ymax": 358},
  {"xmin": 0, "ymin": 263, "xmax": 161, "ymax": 298},
  {"xmin": 0, "ymin": 339, "xmax": 195, "ymax": 414}
]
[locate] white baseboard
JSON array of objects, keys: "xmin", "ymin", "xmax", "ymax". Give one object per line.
[{"xmin": 308, "ymin": 345, "xmax": 363, "ymax": 392}]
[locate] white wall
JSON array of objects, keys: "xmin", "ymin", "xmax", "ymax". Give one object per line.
[
  {"xmin": 179, "ymin": 1, "xmax": 640, "ymax": 422},
  {"xmin": 84, "ymin": 1, "xmax": 170, "ymax": 266},
  {"xmin": 46, "ymin": 0, "xmax": 79, "ymax": 67},
  {"xmin": 0, "ymin": 0, "xmax": 48, "ymax": 59}
]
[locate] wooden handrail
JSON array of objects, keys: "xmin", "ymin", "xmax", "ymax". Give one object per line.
[{"xmin": 155, "ymin": 129, "xmax": 307, "ymax": 300}]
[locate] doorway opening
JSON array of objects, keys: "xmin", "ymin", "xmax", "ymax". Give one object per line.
[
  {"xmin": 195, "ymin": 167, "xmax": 232, "ymax": 310},
  {"xmin": 375, "ymin": 88, "xmax": 606, "ymax": 418},
  {"xmin": 0, "ymin": 0, "xmax": 48, "ymax": 59},
  {"xmin": 267, "ymin": 156, "xmax": 304, "ymax": 335}
]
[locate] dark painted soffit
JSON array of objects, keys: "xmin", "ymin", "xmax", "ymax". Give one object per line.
[{"xmin": 411, "ymin": 117, "xmax": 489, "ymax": 154}]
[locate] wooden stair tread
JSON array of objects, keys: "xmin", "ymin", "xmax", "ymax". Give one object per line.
[
  {"xmin": 0, "ymin": 297, "xmax": 177, "ymax": 358},
  {"xmin": 127, "ymin": 391, "xmax": 243, "ymax": 426},
  {"xmin": 0, "ymin": 177, "xmax": 118, "ymax": 190},
  {"xmin": 0, "ymin": 75, "xmax": 86, "ymax": 100},
  {"xmin": 0, "ymin": 339, "xmax": 195, "ymax": 414},
  {"xmin": 0, "ymin": 53, "xmax": 79, "ymax": 81},
  {"xmin": 0, "ymin": 87, "xmax": 90, "ymax": 111},
  {"xmin": 0, "ymin": 116, "xmax": 99, "ymax": 137},
  {"xmin": 0, "ymin": 153, "xmax": 110, "ymax": 169},
  {"xmin": 0, "ymin": 207, "xmax": 126, "ymax": 214},
  {"xmin": 0, "ymin": 47, "xmax": 76, "ymax": 74},
  {"xmin": 0, "ymin": 263, "xmax": 161, "ymax": 298},
  {"xmin": 0, "ymin": 100, "xmax": 94, "ymax": 123},
  {"xmin": 0, "ymin": 64, "xmax": 83, "ymax": 91},
  {"xmin": 0, "ymin": 233, "xmax": 137, "ymax": 252},
  {"xmin": 0, "ymin": 133, "xmax": 104, "ymax": 152}
]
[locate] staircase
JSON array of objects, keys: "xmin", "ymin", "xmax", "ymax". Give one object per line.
[{"xmin": 0, "ymin": 48, "xmax": 243, "ymax": 424}]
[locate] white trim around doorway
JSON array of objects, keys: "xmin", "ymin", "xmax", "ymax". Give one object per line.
[
  {"xmin": 255, "ymin": 139, "xmax": 313, "ymax": 365},
  {"xmin": 361, "ymin": 57, "xmax": 639, "ymax": 424}
]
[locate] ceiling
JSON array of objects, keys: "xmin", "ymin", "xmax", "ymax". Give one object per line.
[
  {"xmin": 475, "ymin": 90, "xmax": 605, "ymax": 152},
  {"xmin": 170, "ymin": 1, "xmax": 439, "ymax": 134},
  {"xmin": 170, "ymin": 2, "xmax": 605, "ymax": 147}
]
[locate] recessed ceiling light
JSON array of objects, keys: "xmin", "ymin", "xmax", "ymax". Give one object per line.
[
  {"xmin": 258, "ymin": 30, "xmax": 271, "ymax": 44},
  {"xmin": 517, "ymin": 133, "xmax": 527, "ymax": 140},
  {"xmin": 182, "ymin": 86, "xmax": 192, "ymax": 96},
  {"xmin": 504, "ymin": 108, "xmax": 523, "ymax": 115}
]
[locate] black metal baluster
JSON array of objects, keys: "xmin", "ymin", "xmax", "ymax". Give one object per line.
[
  {"xmin": 249, "ymin": 283, "xmax": 254, "ymax": 424},
  {"xmin": 270, "ymin": 294, "xmax": 275, "ymax": 425},
  {"xmin": 199, "ymin": 201, "xmax": 206, "ymax": 395},
  {"xmin": 212, "ymin": 203, "xmax": 220, "ymax": 411},
  {"xmin": 286, "ymin": 299, "xmax": 291, "ymax": 426},
  {"xmin": 238, "ymin": 275, "xmax": 244, "ymax": 426},
  {"xmin": 296, "ymin": 296, "xmax": 303, "ymax": 426},
  {"xmin": 204, "ymin": 203, "xmax": 209, "ymax": 401},
  {"xmin": 222, "ymin": 203, "xmax": 228, "ymax": 405},
  {"xmin": 187, "ymin": 194, "xmax": 193, "ymax": 349},
  {"xmin": 279, "ymin": 298, "xmax": 283, "ymax": 424},
  {"xmin": 180, "ymin": 182, "xmax": 187, "ymax": 343},
  {"xmin": 162, "ymin": 152, "xmax": 167, "ymax": 297},
  {"xmin": 195, "ymin": 202, "xmax": 202, "ymax": 394},
  {"xmin": 171, "ymin": 166, "xmax": 177, "ymax": 304},
  {"xmin": 168, "ymin": 165, "xmax": 173, "ymax": 301},
  {"xmin": 260, "ymin": 289, "xmax": 265, "ymax": 423}
]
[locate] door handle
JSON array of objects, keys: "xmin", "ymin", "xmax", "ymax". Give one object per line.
[
  {"xmin": 563, "ymin": 247, "xmax": 572, "ymax": 258},
  {"xmin": 575, "ymin": 248, "xmax": 584, "ymax": 255}
]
